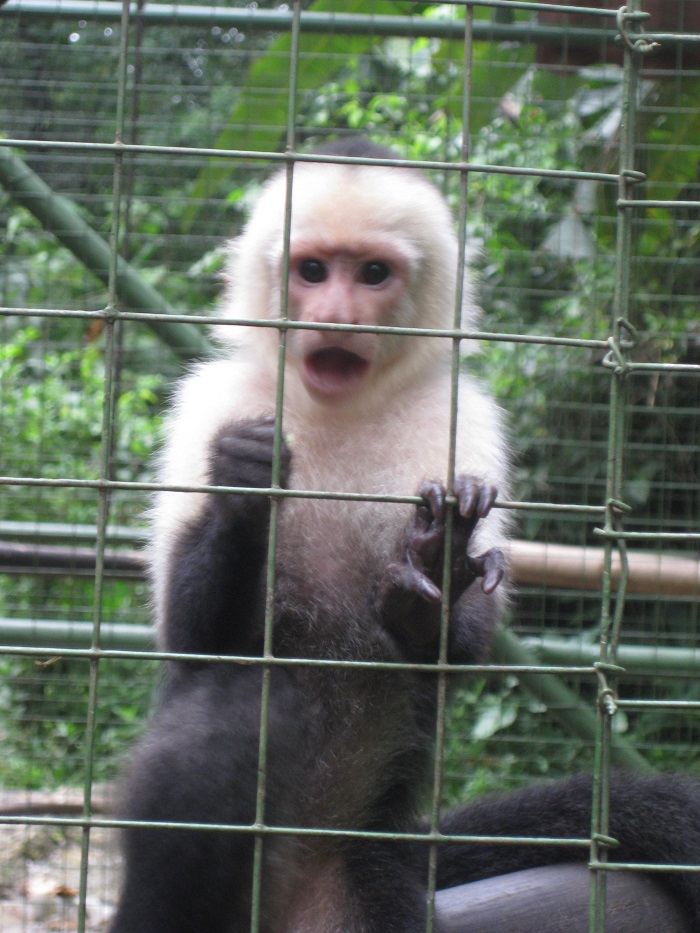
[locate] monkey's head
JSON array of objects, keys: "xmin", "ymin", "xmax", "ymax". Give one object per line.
[{"xmin": 218, "ymin": 145, "xmax": 481, "ymax": 404}]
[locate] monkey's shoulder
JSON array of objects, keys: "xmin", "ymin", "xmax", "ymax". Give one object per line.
[{"xmin": 159, "ymin": 358, "xmax": 276, "ymax": 480}]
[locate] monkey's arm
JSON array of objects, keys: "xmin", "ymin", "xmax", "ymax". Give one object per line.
[
  {"xmin": 161, "ymin": 417, "xmax": 290, "ymax": 656},
  {"xmin": 377, "ymin": 477, "xmax": 506, "ymax": 662}
]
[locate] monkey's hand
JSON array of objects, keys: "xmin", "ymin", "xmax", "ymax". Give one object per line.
[
  {"xmin": 378, "ymin": 477, "xmax": 505, "ymax": 652},
  {"xmin": 377, "ymin": 484, "xmax": 442, "ymax": 649},
  {"xmin": 398, "ymin": 477, "xmax": 505, "ymax": 599},
  {"xmin": 210, "ymin": 416, "xmax": 291, "ymax": 520}
]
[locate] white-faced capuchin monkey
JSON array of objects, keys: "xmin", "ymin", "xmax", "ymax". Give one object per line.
[{"xmin": 110, "ymin": 139, "xmax": 700, "ymax": 933}]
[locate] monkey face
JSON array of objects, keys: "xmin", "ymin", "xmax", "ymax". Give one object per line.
[{"xmin": 284, "ymin": 240, "xmax": 412, "ymax": 400}]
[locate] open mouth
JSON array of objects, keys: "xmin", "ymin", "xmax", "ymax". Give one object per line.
[{"xmin": 303, "ymin": 347, "xmax": 370, "ymax": 397}]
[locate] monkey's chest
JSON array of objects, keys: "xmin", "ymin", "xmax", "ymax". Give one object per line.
[
  {"xmin": 276, "ymin": 431, "xmax": 422, "ymax": 592},
  {"xmin": 276, "ymin": 495, "xmax": 407, "ymax": 617},
  {"xmin": 288, "ymin": 663, "xmax": 432, "ymax": 830},
  {"xmin": 269, "ymin": 457, "xmax": 436, "ymax": 827}
]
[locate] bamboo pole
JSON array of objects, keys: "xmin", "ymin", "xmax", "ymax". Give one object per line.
[
  {"xmin": 508, "ymin": 541, "xmax": 699, "ymax": 598},
  {"xmin": 2, "ymin": 537, "xmax": 697, "ymax": 598},
  {"xmin": 0, "ymin": 146, "xmax": 210, "ymax": 362}
]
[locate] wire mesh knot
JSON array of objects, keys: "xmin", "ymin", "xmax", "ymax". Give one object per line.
[{"xmin": 616, "ymin": 6, "xmax": 662, "ymax": 56}]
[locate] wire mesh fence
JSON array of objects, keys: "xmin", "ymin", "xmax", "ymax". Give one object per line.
[{"xmin": 0, "ymin": 1, "xmax": 699, "ymax": 931}]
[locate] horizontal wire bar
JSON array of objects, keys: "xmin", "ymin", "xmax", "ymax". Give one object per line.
[
  {"xmin": 618, "ymin": 199, "xmax": 700, "ymax": 209},
  {"xmin": 0, "ymin": 0, "xmax": 626, "ymax": 41},
  {"xmin": 619, "ymin": 362, "xmax": 700, "ymax": 376},
  {"xmin": 0, "ymin": 809, "xmax": 591, "ymax": 848},
  {"xmin": 4, "ymin": 620, "xmax": 699, "ymax": 676},
  {"xmin": 589, "ymin": 860, "xmax": 700, "ymax": 874},
  {"xmin": 0, "ymin": 305, "xmax": 612, "ymax": 350},
  {"xmin": 0, "ymin": 637, "xmax": 595, "ymax": 675},
  {"xmin": 617, "ymin": 699, "xmax": 700, "ymax": 711},
  {"xmin": 433, "ymin": 0, "xmax": 625, "ymax": 13},
  {"xmin": 0, "ymin": 476, "xmax": 604, "ymax": 518},
  {"xmin": 643, "ymin": 33, "xmax": 700, "ymax": 45},
  {"xmin": 0, "ymin": 138, "xmax": 624, "ymax": 184},
  {"xmin": 593, "ymin": 529, "xmax": 700, "ymax": 542}
]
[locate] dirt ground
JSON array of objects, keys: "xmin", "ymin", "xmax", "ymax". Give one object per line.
[{"xmin": 0, "ymin": 790, "xmax": 120, "ymax": 932}]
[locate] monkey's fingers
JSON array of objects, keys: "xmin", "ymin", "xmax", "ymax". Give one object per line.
[
  {"xmin": 248, "ymin": 414, "xmax": 296, "ymax": 452},
  {"xmin": 212, "ymin": 418, "xmax": 292, "ymax": 491},
  {"xmin": 467, "ymin": 547, "xmax": 506, "ymax": 595},
  {"xmin": 417, "ymin": 480, "xmax": 447, "ymax": 525},
  {"xmin": 384, "ymin": 561, "xmax": 442, "ymax": 604},
  {"xmin": 406, "ymin": 521, "xmax": 444, "ymax": 570},
  {"xmin": 454, "ymin": 477, "xmax": 498, "ymax": 520}
]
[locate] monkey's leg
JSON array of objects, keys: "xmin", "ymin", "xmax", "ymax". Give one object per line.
[
  {"xmin": 336, "ymin": 836, "xmax": 440, "ymax": 933},
  {"xmin": 110, "ymin": 665, "xmax": 306, "ymax": 933},
  {"xmin": 163, "ymin": 417, "xmax": 290, "ymax": 656}
]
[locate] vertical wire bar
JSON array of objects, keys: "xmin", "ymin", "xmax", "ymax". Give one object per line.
[
  {"xmin": 425, "ymin": 7, "xmax": 475, "ymax": 931},
  {"xmin": 589, "ymin": 4, "xmax": 642, "ymax": 931},
  {"xmin": 249, "ymin": 3, "xmax": 302, "ymax": 929},
  {"xmin": 76, "ymin": 1, "xmax": 132, "ymax": 930}
]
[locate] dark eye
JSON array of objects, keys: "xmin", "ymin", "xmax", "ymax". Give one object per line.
[
  {"xmin": 299, "ymin": 259, "xmax": 327, "ymax": 283},
  {"xmin": 361, "ymin": 261, "xmax": 391, "ymax": 286}
]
